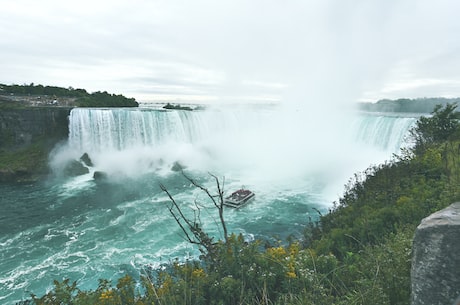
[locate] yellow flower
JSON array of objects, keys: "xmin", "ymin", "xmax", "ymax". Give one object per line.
[
  {"xmin": 192, "ymin": 268, "xmax": 206, "ymax": 279},
  {"xmin": 288, "ymin": 242, "xmax": 300, "ymax": 257},
  {"xmin": 286, "ymin": 271, "xmax": 297, "ymax": 278},
  {"xmin": 267, "ymin": 246, "xmax": 287, "ymax": 258}
]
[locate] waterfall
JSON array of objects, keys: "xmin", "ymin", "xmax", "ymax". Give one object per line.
[
  {"xmin": 68, "ymin": 108, "xmax": 272, "ymax": 152},
  {"xmin": 63, "ymin": 107, "xmax": 418, "ymax": 178},
  {"xmin": 69, "ymin": 108, "xmax": 198, "ymax": 152},
  {"xmin": 351, "ymin": 112, "xmax": 417, "ymax": 152},
  {"xmin": 69, "ymin": 108, "xmax": 416, "ymax": 153}
]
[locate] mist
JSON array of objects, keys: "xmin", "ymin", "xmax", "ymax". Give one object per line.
[{"xmin": 48, "ymin": 104, "xmax": 413, "ymax": 206}]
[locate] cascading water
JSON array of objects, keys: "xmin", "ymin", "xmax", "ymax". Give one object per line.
[
  {"xmin": 1, "ymin": 106, "xmax": 418, "ymax": 305},
  {"xmin": 68, "ymin": 107, "xmax": 269, "ymax": 151},
  {"xmin": 64, "ymin": 108, "xmax": 416, "ymax": 178},
  {"xmin": 352, "ymin": 112, "xmax": 416, "ymax": 152},
  {"xmin": 63, "ymin": 107, "xmax": 275, "ymax": 176}
]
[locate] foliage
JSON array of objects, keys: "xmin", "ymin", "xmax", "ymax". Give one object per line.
[
  {"xmin": 25, "ymin": 228, "xmax": 414, "ymax": 305},
  {"xmin": 26, "ymin": 104, "xmax": 460, "ymax": 305},
  {"xmin": 0, "ymin": 137, "xmax": 52, "ymax": 182},
  {"xmin": 410, "ymin": 103, "xmax": 460, "ymax": 154},
  {"xmin": 0, "ymin": 83, "xmax": 138, "ymax": 107},
  {"xmin": 76, "ymin": 91, "xmax": 138, "ymax": 107},
  {"xmin": 358, "ymin": 97, "xmax": 460, "ymax": 113},
  {"xmin": 0, "ymin": 83, "xmax": 88, "ymax": 97},
  {"xmin": 312, "ymin": 104, "xmax": 460, "ymax": 259},
  {"xmin": 0, "ymin": 96, "xmax": 30, "ymax": 109}
]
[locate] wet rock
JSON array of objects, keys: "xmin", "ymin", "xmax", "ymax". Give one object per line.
[
  {"xmin": 171, "ymin": 161, "xmax": 186, "ymax": 172},
  {"xmin": 63, "ymin": 160, "xmax": 89, "ymax": 176},
  {"xmin": 93, "ymin": 171, "xmax": 108, "ymax": 181},
  {"xmin": 79, "ymin": 152, "xmax": 93, "ymax": 167}
]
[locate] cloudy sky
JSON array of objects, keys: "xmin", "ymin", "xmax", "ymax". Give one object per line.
[{"xmin": 1, "ymin": 0, "xmax": 460, "ymax": 104}]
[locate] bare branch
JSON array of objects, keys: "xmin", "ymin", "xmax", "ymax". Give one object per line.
[
  {"xmin": 181, "ymin": 171, "xmax": 228, "ymax": 243},
  {"xmin": 209, "ymin": 173, "xmax": 228, "ymax": 243},
  {"xmin": 182, "ymin": 171, "xmax": 219, "ymax": 208},
  {"xmin": 159, "ymin": 183, "xmax": 198, "ymax": 245},
  {"xmin": 159, "ymin": 172, "xmax": 230, "ymax": 259}
]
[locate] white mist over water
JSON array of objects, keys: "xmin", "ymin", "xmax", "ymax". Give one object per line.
[{"xmin": 52, "ymin": 106, "xmax": 416, "ymax": 200}]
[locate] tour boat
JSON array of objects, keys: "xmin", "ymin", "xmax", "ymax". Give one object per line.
[{"xmin": 224, "ymin": 189, "xmax": 255, "ymax": 208}]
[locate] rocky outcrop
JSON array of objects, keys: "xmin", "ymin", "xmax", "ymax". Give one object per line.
[
  {"xmin": 171, "ymin": 161, "xmax": 186, "ymax": 172},
  {"xmin": 0, "ymin": 107, "xmax": 71, "ymax": 150},
  {"xmin": 0, "ymin": 107, "xmax": 72, "ymax": 182},
  {"xmin": 411, "ymin": 202, "xmax": 460, "ymax": 305},
  {"xmin": 80, "ymin": 152, "xmax": 93, "ymax": 167},
  {"xmin": 93, "ymin": 171, "xmax": 109, "ymax": 181},
  {"xmin": 58, "ymin": 153, "xmax": 96, "ymax": 178},
  {"xmin": 62, "ymin": 160, "xmax": 89, "ymax": 177}
]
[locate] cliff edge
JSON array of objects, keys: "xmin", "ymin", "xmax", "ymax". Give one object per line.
[{"xmin": 0, "ymin": 97, "xmax": 72, "ymax": 182}]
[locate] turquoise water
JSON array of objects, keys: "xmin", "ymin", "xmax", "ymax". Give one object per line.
[
  {"xmin": 0, "ymin": 172, "xmax": 325, "ymax": 304},
  {"xmin": 0, "ymin": 108, "xmax": 416, "ymax": 304}
]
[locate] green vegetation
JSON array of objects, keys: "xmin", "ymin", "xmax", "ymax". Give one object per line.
[
  {"xmin": 76, "ymin": 91, "xmax": 138, "ymax": 107},
  {"xmin": 0, "ymin": 83, "xmax": 88, "ymax": 97},
  {"xmin": 0, "ymin": 83, "xmax": 139, "ymax": 107},
  {"xmin": 358, "ymin": 97, "xmax": 460, "ymax": 113},
  {"xmin": 0, "ymin": 96, "xmax": 30, "ymax": 109},
  {"xmin": 26, "ymin": 104, "xmax": 460, "ymax": 304},
  {"xmin": 0, "ymin": 137, "xmax": 52, "ymax": 182}
]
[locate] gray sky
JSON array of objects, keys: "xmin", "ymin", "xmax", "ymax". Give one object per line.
[{"xmin": 1, "ymin": 0, "xmax": 460, "ymax": 104}]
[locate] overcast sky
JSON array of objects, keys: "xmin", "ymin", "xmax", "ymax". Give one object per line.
[{"xmin": 1, "ymin": 0, "xmax": 460, "ymax": 104}]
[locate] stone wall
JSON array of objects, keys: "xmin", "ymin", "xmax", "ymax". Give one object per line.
[{"xmin": 411, "ymin": 202, "xmax": 460, "ymax": 305}]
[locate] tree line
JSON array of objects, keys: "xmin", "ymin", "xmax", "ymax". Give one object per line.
[
  {"xmin": 358, "ymin": 97, "xmax": 460, "ymax": 113},
  {"xmin": 0, "ymin": 83, "xmax": 138, "ymax": 107}
]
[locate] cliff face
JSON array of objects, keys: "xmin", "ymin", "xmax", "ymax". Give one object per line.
[
  {"xmin": 0, "ymin": 107, "xmax": 72, "ymax": 182},
  {"xmin": 0, "ymin": 107, "xmax": 70, "ymax": 150}
]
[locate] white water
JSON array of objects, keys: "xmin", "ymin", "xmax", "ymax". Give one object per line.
[
  {"xmin": 1, "ymin": 106, "xmax": 417, "ymax": 304},
  {"xmin": 55, "ymin": 107, "xmax": 416, "ymax": 197}
]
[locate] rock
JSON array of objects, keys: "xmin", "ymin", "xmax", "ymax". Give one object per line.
[
  {"xmin": 93, "ymin": 171, "xmax": 108, "ymax": 181},
  {"xmin": 63, "ymin": 160, "xmax": 89, "ymax": 176},
  {"xmin": 163, "ymin": 103, "xmax": 193, "ymax": 111},
  {"xmin": 411, "ymin": 202, "xmax": 460, "ymax": 305},
  {"xmin": 171, "ymin": 161, "xmax": 186, "ymax": 172},
  {"xmin": 79, "ymin": 152, "xmax": 93, "ymax": 167}
]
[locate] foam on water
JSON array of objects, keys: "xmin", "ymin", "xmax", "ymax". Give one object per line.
[{"xmin": 0, "ymin": 108, "xmax": 418, "ymax": 304}]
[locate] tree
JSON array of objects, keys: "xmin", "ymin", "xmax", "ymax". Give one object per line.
[
  {"xmin": 410, "ymin": 103, "xmax": 460, "ymax": 154},
  {"xmin": 159, "ymin": 172, "xmax": 229, "ymax": 264}
]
